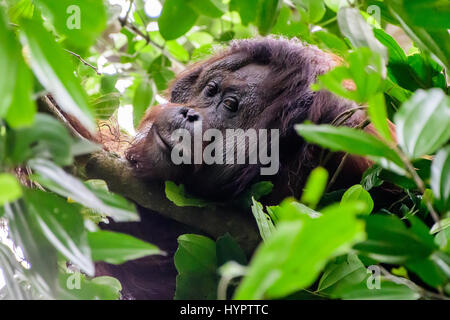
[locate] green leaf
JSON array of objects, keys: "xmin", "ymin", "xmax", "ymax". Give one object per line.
[
  {"xmin": 229, "ymin": 0, "xmax": 257, "ymax": 25},
  {"xmin": 387, "ymin": 0, "xmax": 450, "ymax": 70},
  {"xmin": 313, "ymin": 30, "xmax": 349, "ymax": 54},
  {"xmin": 0, "ymin": 243, "xmax": 32, "ymax": 299},
  {"xmin": 295, "ymin": 0, "xmax": 326, "ymax": 23},
  {"xmin": 0, "ymin": 173, "xmax": 22, "ymax": 205},
  {"xmin": 28, "ymin": 158, "xmax": 139, "ymax": 222},
  {"xmin": 406, "ymin": 253, "xmax": 449, "ymax": 288},
  {"xmin": 255, "ymin": 0, "xmax": 280, "ymax": 35},
  {"xmin": 341, "ymin": 185, "xmax": 374, "ymax": 215},
  {"xmin": 88, "ymin": 230, "xmax": 163, "ymax": 265},
  {"xmin": 158, "ymin": 0, "xmax": 198, "ymax": 40},
  {"xmin": 337, "ymin": 7, "xmax": 387, "ymax": 61},
  {"xmin": 312, "ymin": 48, "xmax": 383, "ymax": 103},
  {"xmin": 188, "ymin": 0, "xmax": 225, "ymax": 18},
  {"xmin": 300, "ymin": 167, "xmax": 329, "ymax": 209},
  {"xmin": 8, "ymin": 113, "xmax": 73, "ymax": 166},
  {"xmin": 431, "ymin": 145, "xmax": 450, "ymax": 212},
  {"xmin": 333, "ymin": 278, "xmax": 420, "ymax": 300},
  {"xmin": 7, "ymin": 0, "xmax": 34, "ymax": 23},
  {"xmin": 166, "ymin": 40, "xmax": 190, "ymax": 62},
  {"xmin": 165, "ymin": 181, "xmax": 210, "ymax": 207},
  {"xmin": 91, "ymin": 92, "xmax": 120, "ymax": 120},
  {"xmin": 394, "ymin": 88, "xmax": 450, "ymax": 159},
  {"xmin": 59, "ymin": 272, "xmax": 122, "ymax": 300},
  {"xmin": 36, "ymin": 0, "xmax": 107, "ymax": 51},
  {"xmin": 251, "ymin": 197, "xmax": 275, "ymax": 241},
  {"xmin": 403, "ymin": 0, "xmax": 450, "ymax": 30},
  {"xmin": 361, "ymin": 165, "xmax": 383, "ymax": 191},
  {"xmin": 4, "ymin": 200, "xmax": 58, "ymax": 298},
  {"xmin": 20, "ymin": 18, "xmax": 95, "ymax": 132},
  {"xmin": 24, "ymin": 189, "xmax": 94, "ymax": 275},
  {"xmin": 234, "ymin": 202, "xmax": 366, "ymax": 299},
  {"xmin": 317, "ymin": 253, "xmax": 366, "ymax": 294},
  {"xmin": 216, "ymin": 233, "xmax": 247, "ymax": 267},
  {"xmin": 374, "ymin": 28, "xmax": 407, "ymax": 64},
  {"xmin": 132, "ymin": 79, "xmax": 154, "ymax": 128},
  {"xmin": 368, "ymin": 93, "xmax": 393, "ymax": 142},
  {"xmin": 295, "ymin": 123, "xmax": 403, "ymax": 167},
  {"xmin": 174, "ymin": 234, "xmax": 218, "ymax": 300},
  {"xmin": 236, "ymin": 181, "xmax": 273, "ymax": 208},
  {"xmin": 354, "ymin": 214, "xmax": 437, "ymax": 264},
  {"xmin": 430, "ymin": 217, "xmax": 450, "ymax": 235},
  {"xmin": 0, "ymin": 11, "xmax": 35, "ymax": 127}
]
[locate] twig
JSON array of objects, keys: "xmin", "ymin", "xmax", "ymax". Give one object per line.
[{"xmin": 64, "ymin": 49, "xmax": 101, "ymax": 75}]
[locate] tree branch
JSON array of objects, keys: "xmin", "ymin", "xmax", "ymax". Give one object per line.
[{"xmin": 79, "ymin": 151, "xmax": 261, "ymax": 254}]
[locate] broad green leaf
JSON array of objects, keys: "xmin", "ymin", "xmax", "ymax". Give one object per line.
[
  {"xmin": 430, "ymin": 217, "xmax": 450, "ymax": 235},
  {"xmin": 333, "ymin": 278, "xmax": 420, "ymax": 300},
  {"xmin": 341, "ymin": 185, "xmax": 374, "ymax": 215},
  {"xmin": 174, "ymin": 234, "xmax": 218, "ymax": 300},
  {"xmin": 158, "ymin": 0, "xmax": 198, "ymax": 40},
  {"xmin": 337, "ymin": 7, "xmax": 387, "ymax": 61},
  {"xmin": 394, "ymin": 89, "xmax": 450, "ymax": 159},
  {"xmin": 313, "ymin": 30, "xmax": 349, "ymax": 54},
  {"xmin": 317, "ymin": 253, "xmax": 366, "ymax": 293},
  {"xmin": 255, "ymin": 0, "xmax": 280, "ymax": 35},
  {"xmin": 132, "ymin": 79, "xmax": 154, "ymax": 128},
  {"xmin": 236, "ymin": 181, "xmax": 273, "ymax": 208},
  {"xmin": 361, "ymin": 165, "xmax": 383, "ymax": 191},
  {"xmin": 234, "ymin": 202, "xmax": 366, "ymax": 299},
  {"xmin": 91, "ymin": 92, "xmax": 120, "ymax": 120},
  {"xmin": 312, "ymin": 48, "xmax": 383, "ymax": 103},
  {"xmin": 300, "ymin": 167, "xmax": 329, "ymax": 209},
  {"xmin": 188, "ymin": 0, "xmax": 225, "ymax": 18},
  {"xmin": 8, "ymin": 113, "xmax": 73, "ymax": 166},
  {"xmin": 431, "ymin": 146, "xmax": 450, "ymax": 212},
  {"xmin": 216, "ymin": 233, "xmax": 247, "ymax": 267},
  {"xmin": 406, "ymin": 253, "xmax": 449, "ymax": 288},
  {"xmin": 368, "ymin": 93, "xmax": 394, "ymax": 143},
  {"xmin": 165, "ymin": 181, "xmax": 210, "ymax": 207},
  {"xmin": 271, "ymin": 5, "xmax": 310, "ymax": 39},
  {"xmin": 7, "ymin": 0, "xmax": 34, "ymax": 23},
  {"xmin": 0, "ymin": 173, "xmax": 22, "ymax": 205},
  {"xmin": 0, "ymin": 11, "xmax": 35, "ymax": 126},
  {"xmin": 295, "ymin": 0, "xmax": 326, "ymax": 23},
  {"xmin": 0, "ymin": 244, "xmax": 32, "ymax": 300},
  {"xmin": 166, "ymin": 40, "xmax": 190, "ymax": 62},
  {"xmin": 251, "ymin": 197, "xmax": 275, "ymax": 241},
  {"xmin": 59, "ymin": 273, "xmax": 122, "ymax": 300},
  {"xmin": 374, "ymin": 28, "xmax": 407, "ymax": 64},
  {"xmin": 149, "ymin": 55, "xmax": 175, "ymax": 91},
  {"xmin": 229, "ymin": 0, "xmax": 257, "ymax": 25},
  {"xmin": 36, "ymin": 0, "xmax": 107, "ymax": 51},
  {"xmin": 272, "ymin": 199, "xmax": 321, "ymax": 221},
  {"xmin": 28, "ymin": 158, "xmax": 139, "ymax": 222},
  {"xmin": 354, "ymin": 214, "xmax": 437, "ymax": 264},
  {"xmin": 403, "ymin": 0, "xmax": 450, "ymax": 30},
  {"xmin": 4, "ymin": 200, "xmax": 58, "ymax": 298},
  {"xmin": 387, "ymin": 0, "xmax": 450, "ymax": 70},
  {"xmin": 24, "ymin": 189, "xmax": 94, "ymax": 275},
  {"xmin": 20, "ymin": 18, "xmax": 95, "ymax": 132},
  {"xmin": 295, "ymin": 123, "xmax": 403, "ymax": 167},
  {"xmin": 88, "ymin": 230, "xmax": 163, "ymax": 264}
]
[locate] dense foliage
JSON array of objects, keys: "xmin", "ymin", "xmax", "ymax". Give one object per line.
[{"xmin": 0, "ymin": 0, "xmax": 449, "ymax": 300}]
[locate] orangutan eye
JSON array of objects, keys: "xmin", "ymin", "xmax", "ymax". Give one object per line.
[
  {"xmin": 205, "ymin": 81, "xmax": 219, "ymax": 96},
  {"xmin": 222, "ymin": 97, "xmax": 239, "ymax": 112}
]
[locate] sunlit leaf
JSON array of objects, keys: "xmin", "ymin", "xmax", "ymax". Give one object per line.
[{"xmin": 88, "ymin": 230, "xmax": 163, "ymax": 265}]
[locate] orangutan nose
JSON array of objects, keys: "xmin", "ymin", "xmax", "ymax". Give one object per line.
[{"xmin": 179, "ymin": 107, "xmax": 200, "ymax": 122}]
